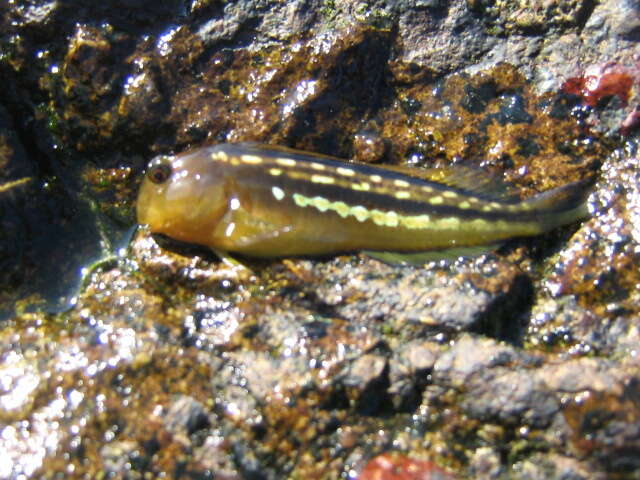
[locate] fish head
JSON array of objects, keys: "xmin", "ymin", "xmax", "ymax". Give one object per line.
[{"xmin": 137, "ymin": 149, "xmax": 228, "ymax": 245}]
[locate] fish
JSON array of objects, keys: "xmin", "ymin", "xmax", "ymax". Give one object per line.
[{"xmin": 136, "ymin": 143, "xmax": 592, "ymax": 264}]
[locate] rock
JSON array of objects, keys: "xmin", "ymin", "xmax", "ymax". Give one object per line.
[
  {"xmin": 192, "ymin": 435, "xmax": 242, "ymax": 479},
  {"xmin": 432, "ymin": 334, "xmax": 539, "ymax": 388},
  {"xmin": 2, "ymin": 0, "xmax": 640, "ymax": 478},
  {"xmin": 358, "ymin": 453, "xmax": 455, "ymax": 480},
  {"xmin": 313, "ymin": 257, "xmax": 533, "ymax": 337},
  {"xmin": 163, "ymin": 395, "xmax": 210, "ymax": 437},
  {"xmin": 344, "ymin": 353, "xmax": 389, "ymax": 414},
  {"xmin": 463, "ymin": 368, "xmax": 560, "ymax": 428},
  {"xmin": 512, "ymin": 453, "xmax": 607, "ymax": 480},
  {"xmin": 100, "ymin": 441, "xmax": 140, "ymax": 478},
  {"xmin": 388, "ymin": 341, "xmax": 440, "ymax": 410},
  {"xmin": 468, "ymin": 446, "xmax": 504, "ymax": 479}
]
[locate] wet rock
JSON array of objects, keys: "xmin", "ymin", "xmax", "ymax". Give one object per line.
[
  {"xmin": 214, "ymin": 384, "xmax": 262, "ymax": 427},
  {"xmin": 431, "ymin": 336, "xmax": 559, "ymax": 428},
  {"xmin": 425, "ymin": 339, "xmax": 575, "ymax": 439},
  {"xmin": 388, "ymin": 341, "xmax": 439, "ymax": 411},
  {"xmin": 397, "ymin": 2, "xmax": 492, "ymax": 76},
  {"xmin": 100, "ymin": 440, "xmax": 140, "ymax": 478},
  {"xmin": 468, "ymin": 0, "xmax": 593, "ymax": 35},
  {"xmin": 192, "ymin": 434, "xmax": 241, "ymax": 479},
  {"xmin": 512, "ymin": 453, "xmax": 607, "ymax": 480},
  {"xmin": 353, "ymin": 130, "xmax": 387, "ymax": 163},
  {"xmin": 534, "ymin": 147, "xmax": 640, "ymax": 356},
  {"xmin": 344, "ymin": 353, "xmax": 389, "ymax": 413},
  {"xmin": 468, "ymin": 446, "xmax": 504, "ymax": 479},
  {"xmin": 0, "ymin": 105, "xmax": 34, "ymax": 317},
  {"xmin": 432, "ymin": 335, "xmax": 539, "ymax": 388},
  {"xmin": 2, "ymin": 0, "xmax": 640, "ymax": 478},
  {"xmin": 312, "ymin": 257, "xmax": 533, "ymax": 339},
  {"xmin": 464, "ymin": 367, "xmax": 560, "ymax": 428},
  {"xmin": 225, "ymin": 351, "xmax": 314, "ymax": 404},
  {"xmin": 163, "ymin": 395, "xmax": 210, "ymax": 437},
  {"xmin": 584, "ymin": 0, "xmax": 640, "ymax": 46}
]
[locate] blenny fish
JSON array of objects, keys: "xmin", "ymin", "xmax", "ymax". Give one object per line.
[{"xmin": 137, "ymin": 143, "xmax": 591, "ymax": 264}]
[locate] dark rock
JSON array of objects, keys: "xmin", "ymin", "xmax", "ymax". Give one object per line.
[
  {"xmin": 512, "ymin": 453, "xmax": 607, "ymax": 480},
  {"xmin": 388, "ymin": 341, "xmax": 439, "ymax": 410},
  {"xmin": 432, "ymin": 334, "xmax": 539, "ymax": 387},
  {"xmin": 163, "ymin": 395, "xmax": 210, "ymax": 437},
  {"xmin": 343, "ymin": 353, "xmax": 389, "ymax": 414},
  {"xmin": 463, "ymin": 367, "xmax": 559, "ymax": 428},
  {"xmin": 192, "ymin": 435, "xmax": 241, "ymax": 479},
  {"xmin": 312, "ymin": 257, "xmax": 530, "ymax": 338},
  {"xmin": 468, "ymin": 446, "xmax": 504, "ymax": 479},
  {"xmin": 535, "ymin": 148, "xmax": 640, "ymax": 356},
  {"xmin": 100, "ymin": 440, "xmax": 140, "ymax": 477}
]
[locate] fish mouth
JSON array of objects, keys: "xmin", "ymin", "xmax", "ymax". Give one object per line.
[{"xmin": 136, "ymin": 179, "xmax": 169, "ymax": 229}]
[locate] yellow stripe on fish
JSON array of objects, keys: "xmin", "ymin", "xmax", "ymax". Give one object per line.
[{"xmin": 137, "ymin": 142, "xmax": 592, "ymax": 261}]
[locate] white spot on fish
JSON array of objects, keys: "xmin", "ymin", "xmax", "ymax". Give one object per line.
[
  {"xmin": 311, "ymin": 196, "xmax": 331, "ymax": 212},
  {"xmin": 212, "ymin": 151, "xmax": 228, "ymax": 162},
  {"xmin": 230, "ymin": 197, "xmax": 241, "ymax": 210},
  {"xmin": 471, "ymin": 218, "xmax": 493, "ymax": 230},
  {"xmin": 385, "ymin": 210, "xmax": 399, "ymax": 227},
  {"xmin": 435, "ymin": 217, "xmax": 461, "ymax": 229},
  {"xmin": 351, "ymin": 182, "xmax": 370, "ymax": 191},
  {"xmin": 333, "ymin": 201, "xmax": 350, "ymax": 218},
  {"xmin": 394, "ymin": 179, "xmax": 410, "ymax": 188},
  {"xmin": 370, "ymin": 175, "xmax": 383, "ymax": 183},
  {"xmin": 429, "ymin": 196, "xmax": 444, "ymax": 205},
  {"xmin": 272, "ymin": 186, "xmax": 285, "ymax": 201},
  {"xmin": 443, "ymin": 191, "xmax": 458, "ymax": 199},
  {"xmin": 276, "ymin": 158, "xmax": 297, "ymax": 167},
  {"xmin": 371, "ymin": 209, "xmax": 388, "ymax": 226},
  {"xmin": 400, "ymin": 214, "xmax": 432, "ymax": 229},
  {"xmin": 311, "ymin": 174, "xmax": 335, "ymax": 184},
  {"xmin": 293, "ymin": 193, "xmax": 308, "ymax": 207},
  {"xmin": 351, "ymin": 205, "xmax": 370, "ymax": 222},
  {"xmin": 241, "ymin": 154, "xmax": 263, "ymax": 164},
  {"xmin": 370, "ymin": 210, "xmax": 399, "ymax": 227},
  {"xmin": 269, "ymin": 168, "xmax": 283, "ymax": 176},
  {"xmin": 394, "ymin": 191, "xmax": 411, "ymax": 200},
  {"xmin": 458, "ymin": 201, "xmax": 471, "ymax": 209},
  {"xmin": 337, "ymin": 167, "xmax": 356, "ymax": 176},
  {"xmin": 310, "ymin": 162, "xmax": 326, "ymax": 171}
]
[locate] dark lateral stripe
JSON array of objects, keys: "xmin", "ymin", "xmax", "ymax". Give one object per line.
[
  {"xmin": 270, "ymin": 174, "xmax": 539, "ymax": 222},
  {"xmin": 211, "ymin": 144, "xmax": 544, "ymax": 222}
]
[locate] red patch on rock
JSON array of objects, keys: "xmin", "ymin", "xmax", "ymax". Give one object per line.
[
  {"xmin": 562, "ymin": 62, "xmax": 635, "ymax": 107},
  {"xmin": 358, "ymin": 453, "xmax": 455, "ymax": 480}
]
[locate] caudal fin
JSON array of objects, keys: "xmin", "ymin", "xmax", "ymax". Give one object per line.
[{"xmin": 523, "ymin": 178, "xmax": 594, "ymax": 232}]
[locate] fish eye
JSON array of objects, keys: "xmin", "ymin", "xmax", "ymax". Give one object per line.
[{"xmin": 147, "ymin": 159, "xmax": 172, "ymax": 184}]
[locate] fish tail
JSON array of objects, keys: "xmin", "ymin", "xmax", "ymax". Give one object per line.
[{"xmin": 523, "ymin": 178, "xmax": 594, "ymax": 231}]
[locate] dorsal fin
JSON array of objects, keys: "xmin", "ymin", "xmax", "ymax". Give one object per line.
[
  {"xmin": 238, "ymin": 142, "xmax": 345, "ymax": 161},
  {"xmin": 238, "ymin": 142, "xmax": 519, "ymax": 201},
  {"xmin": 374, "ymin": 164, "xmax": 520, "ymax": 202}
]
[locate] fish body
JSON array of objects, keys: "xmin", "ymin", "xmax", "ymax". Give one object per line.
[{"xmin": 137, "ymin": 143, "xmax": 590, "ymax": 259}]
